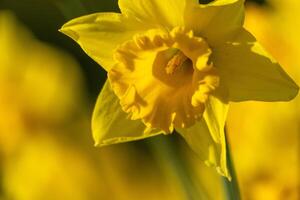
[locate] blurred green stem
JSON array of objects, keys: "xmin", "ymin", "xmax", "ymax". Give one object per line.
[
  {"xmin": 54, "ymin": 0, "xmax": 87, "ymax": 20},
  {"xmin": 147, "ymin": 136, "xmax": 209, "ymax": 200},
  {"xmin": 223, "ymin": 128, "xmax": 241, "ymax": 200}
]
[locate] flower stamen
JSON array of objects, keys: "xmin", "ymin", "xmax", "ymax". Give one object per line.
[{"xmin": 165, "ymin": 51, "xmax": 188, "ymax": 75}]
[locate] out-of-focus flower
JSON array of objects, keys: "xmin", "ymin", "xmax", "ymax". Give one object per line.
[
  {"xmin": 0, "ymin": 11, "xmax": 86, "ymax": 156},
  {"xmin": 60, "ymin": 0, "xmax": 298, "ymax": 177},
  {"xmin": 227, "ymin": 1, "xmax": 300, "ymax": 199},
  {"xmin": 0, "ymin": 10, "xmax": 101, "ymax": 200},
  {"xmin": 2, "ymin": 135, "xmax": 193, "ymax": 200},
  {"xmin": 3, "ymin": 136, "xmax": 104, "ymax": 200}
]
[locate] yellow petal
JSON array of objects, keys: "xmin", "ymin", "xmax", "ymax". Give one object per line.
[
  {"xmin": 203, "ymin": 95, "xmax": 229, "ymax": 177},
  {"xmin": 177, "ymin": 94, "xmax": 229, "ymax": 177},
  {"xmin": 185, "ymin": 0, "xmax": 245, "ymax": 46},
  {"xmin": 119, "ymin": 0, "xmax": 198, "ymax": 28},
  {"xmin": 60, "ymin": 13, "xmax": 149, "ymax": 71},
  {"xmin": 92, "ymin": 81, "xmax": 161, "ymax": 146},
  {"xmin": 213, "ymin": 28, "xmax": 299, "ymax": 102}
]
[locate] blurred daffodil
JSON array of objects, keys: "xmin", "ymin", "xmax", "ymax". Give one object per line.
[
  {"xmin": 2, "ymin": 135, "xmax": 194, "ymax": 200},
  {"xmin": 60, "ymin": 0, "xmax": 298, "ymax": 177},
  {"xmin": 227, "ymin": 1, "xmax": 300, "ymax": 199},
  {"xmin": 0, "ymin": 11, "xmax": 86, "ymax": 156}
]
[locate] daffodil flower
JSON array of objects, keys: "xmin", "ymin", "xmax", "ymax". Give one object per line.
[{"xmin": 60, "ymin": 0, "xmax": 298, "ymax": 177}]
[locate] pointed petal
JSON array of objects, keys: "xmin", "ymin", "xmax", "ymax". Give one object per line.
[
  {"xmin": 60, "ymin": 13, "xmax": 149, "ymax": 71},
  {"xmin": 203, "ymin": 95, "xmax": 229, "ymax": 177},
  {"xmin": 92, "ymin": 81, "xmax": 161, "ymax": 146},
  {"xmin": 214, "ymin": 28, "xmax": 299, "ymax": 102},
  {"xmin": 185, "ymin": 0, "xmax": 245, "ymax": 46},
  {"xmin": 177, "ymin": 95, "xmax": 230, "ymax": 177},
  {"xmin": 119, "ymin": 0, "xmax": 198, "ymax": 28}
]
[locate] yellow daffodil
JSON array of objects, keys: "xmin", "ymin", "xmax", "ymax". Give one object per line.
[
  {"xmin": 60, "ymin": 0, "xmax": 299, "ymax": 177},
  {"xmin": 0, "ymin": 11, "xmax": 196, "ymax": 200}
]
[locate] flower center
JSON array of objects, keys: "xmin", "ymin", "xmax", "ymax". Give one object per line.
[
  {"xmin": 109, "ymin": 27, "xmax": 219, "ymax": 133},
  {"xmin": 165, "ymin": 51, "xmax": 188, "ymax": 75}
]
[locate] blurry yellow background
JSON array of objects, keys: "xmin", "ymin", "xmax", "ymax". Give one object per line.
[{"xmin": 228, "ymin": 0, "xmax": 300, "ymax": 199}]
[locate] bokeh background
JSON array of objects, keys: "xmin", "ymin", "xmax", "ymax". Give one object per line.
[{"xmin": 0, "ymin": 0, "xmax": 299, "ymax": 199}]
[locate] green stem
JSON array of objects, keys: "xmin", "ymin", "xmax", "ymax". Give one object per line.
[
  {"xmin": 222, "ymin": 128, "xmax": 241, "ymax": 200},
  {"xmin": 54, "ymin": 0, "xmax": 87, "ymax": 20},
  {"xmin": 147, "ymin": 136, "xmax": 209, "ymax": 200}
]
